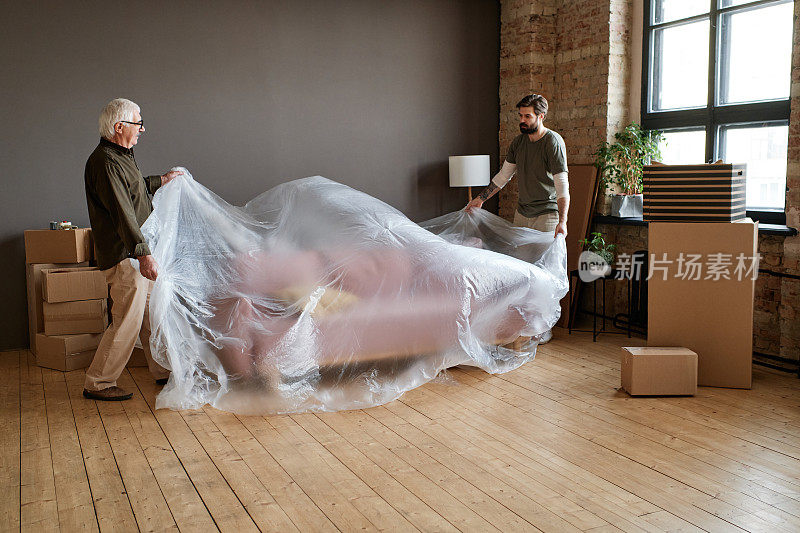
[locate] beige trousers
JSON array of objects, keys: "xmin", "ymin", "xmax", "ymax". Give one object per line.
[
  {"xmin": 84, "ymin": 258, "xmax": 169, "ymax": 391},
  {"xmin": 514, "ymin": 210, "xmax": 559, "ymax": 342},
  {"xmin": 513, "ymin": 210, "xmax": 559, "ymax": 232}
]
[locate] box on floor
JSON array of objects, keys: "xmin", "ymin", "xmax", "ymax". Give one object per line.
[
  {"xmin": 35, "ymin": 332, "xmax": 102, "ymax": 371},
  {"xmin": 36, "ymin": 332, "xmax": 147, "ymax": 372},
  {"xmin": 128, "ymin": 346, "xmax": 147, "ymax": 367},
  {"xmin": 621, "ymin": 346, "xmax": 697, "ymax": 396}
]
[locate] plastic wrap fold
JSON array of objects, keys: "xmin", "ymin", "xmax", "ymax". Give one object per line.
[{"xmin": 142, "ymin": 170, "xmax": 568, "ymax": 413}]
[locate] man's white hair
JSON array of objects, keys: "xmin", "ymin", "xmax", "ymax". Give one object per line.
[{"xmin": 98, "ymin": 98, "xmax": 140, "ymax": 139}]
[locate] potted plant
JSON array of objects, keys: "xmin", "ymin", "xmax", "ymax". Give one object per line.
[
  {"xmin": 593, "ymin": 123, "xmax": 663, "ymax": 218},
  {"xmin": 579, "ymin": 232, "xmax": 616, "ymax": 277}
]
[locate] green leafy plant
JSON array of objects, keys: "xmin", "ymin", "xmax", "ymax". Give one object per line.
[
  {"xmin": 593, "ymin": 123, "xmax": 663, "ymax": 195},
  {"xmin": 579, "ymin": 232, "xmax": 616, "ymax": 265}
]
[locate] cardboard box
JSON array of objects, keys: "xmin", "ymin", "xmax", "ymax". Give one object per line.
[
  {"xmin": 42, "ymin": 267, "xmax": 107, "ymax": 303},
  {"xmin": 43, "ymin": 299, "xmax": 108, "ymax": 335},
  {"xmin": 35, "ymin": 332, "xmax": 102, "ymax": 371},
  {"xmin": 24, "ymin": 228, "xmax": 93, "ymax": 264},
  {"xmin": 643, "ymin": 164, "xmax": 746, "ymax": 222},
  {"xmin": 128, "ymin": 347, "xmax": 147, "ymax": 367},
  {"xmin": 648, "ymin": 220, "xmax": 757, "ymax": 388},
  {"xmin": 35, "ymin": 333, "xmax": 146, "ymax": 371},
  {"xmin": 621, "ymin": 347, "xmax": 697, "ymax": 396},
  {"xmin": 25, "ymin": 262, "xmax": 90, "ymax": 351}
]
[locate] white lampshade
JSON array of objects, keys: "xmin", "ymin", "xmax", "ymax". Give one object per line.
[{"xmin": 449, "ymin": 155, "xmax": 490, "ymax": 187}]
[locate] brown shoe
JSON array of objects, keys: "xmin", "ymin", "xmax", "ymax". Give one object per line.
[{"xmin": 83, "ymin": 386, "xmax": 133, "ymax": 401}]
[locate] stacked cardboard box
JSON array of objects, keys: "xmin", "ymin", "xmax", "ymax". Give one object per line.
[
  {"xmin": 35, "ymin": 332, "xmax": 103, "ymax": 372},
  {"xmin": 643, "ymin": 163, "xmax": 747, "ymax": 222},
  {"xmin": 24, "ymin": 228, "xmax": 93, "ymax": 264},
  {"xmin": 648, "ymin": 220, "xmax": 757, "ymax": 388},
  {"xmin": 25, "ymin": 229, "xmax": 105, "ymax": 371},
  {"xmin": 41, "ymin": 267, "xmax": 108, "ymax": 335},
  {"xmin": 26, "ymin": 262, "xmax": 90, "ymax": 351},
  {"xmin": 26, "ymin": 228, "xmax": 149, "ymax": 371}
]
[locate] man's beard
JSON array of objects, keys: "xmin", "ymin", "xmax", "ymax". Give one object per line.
[{"xmin": 519, "ymin": 121, "xmax": 538, "ymax": 134}]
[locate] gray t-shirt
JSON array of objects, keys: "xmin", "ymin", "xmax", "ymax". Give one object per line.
[{"xmin": 506, "ymin": 130, "xmax": 568, "ymax": 218}]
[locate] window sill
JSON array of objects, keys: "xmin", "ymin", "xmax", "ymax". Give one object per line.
[
  {"xmin": 592, "ymin": 215, "xmax": 798, "ymax": 236},
  {"xmin": 593, "ymin": 215, "xmax": 647, "ymax": 227}
]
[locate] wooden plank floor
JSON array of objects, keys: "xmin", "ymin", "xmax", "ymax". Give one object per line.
[{"xmin": 2, "ymin": 331, "xmax": 800, "ymax": 532}]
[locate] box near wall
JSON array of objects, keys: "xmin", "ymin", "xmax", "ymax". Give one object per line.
[
  {"xmin": 643, "ymin": 164, "xmax": 746, "ymax": 222},
  {"xmin": 35, "ymin": 334, "xmax": 145, "ymax": 371},
  {"xmin": 648, "ymin": 220, "xmax": 757, "ymax": 388},
  {"xmin": 25, "ymin": 262, "xmax": 91, "ymax": 352},
  {"xmin": 35, "ymin": 332, "xmax": 102, "ymax": 371},
  {"xmin": 621, "ymin": 347, "xmax": 697, "ymax": 396},
  {"xmin": 128, "ymin": 346, "xmax": 147, "ymax": 367},
  {"xmin": 24, "ymin": 228, "xmax": 93, "ymax": 264},
  {"xmin": 41, "ymin": 267, "xmax": 107, "ymax": 303},
  {"xmin": 43, "ymin": 299, "xmax": 108, "ymax": 335}
]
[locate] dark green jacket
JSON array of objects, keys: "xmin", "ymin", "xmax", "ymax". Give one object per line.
[{"xmin": 84, "ymin": 138, "xmax": 162, "ymax": 270}]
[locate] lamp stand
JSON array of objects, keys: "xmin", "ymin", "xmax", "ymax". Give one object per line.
[{"xmin": 468, "ymin": 186, "xmax": 472, "ymax": 201}]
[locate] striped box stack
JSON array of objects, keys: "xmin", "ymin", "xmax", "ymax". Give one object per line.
[{"xmin": 643, "ymin": 163, "xmax": 746, "ymax": 222}]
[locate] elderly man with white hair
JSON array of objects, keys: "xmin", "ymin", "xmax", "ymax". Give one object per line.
[{"xmin": 83, "ymin": 98, "xmax": 182, "ymax": 401}]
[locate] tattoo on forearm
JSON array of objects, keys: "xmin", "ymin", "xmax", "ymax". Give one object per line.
[{"xmin": 478, "ymin": 183, "xmax": 498, "ymax": 201}]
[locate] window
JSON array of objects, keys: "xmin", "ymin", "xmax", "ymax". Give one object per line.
[
  {"xmin": 658, "ymin": 129, "xmax": 706, "ymax": 164},
  {"xmin": 642, "ymin": 0, "xmax": 793, "ymax": 221},
  {"xmin": 719, "ymin": 123, "xmax": 789, "ymax": 210}
]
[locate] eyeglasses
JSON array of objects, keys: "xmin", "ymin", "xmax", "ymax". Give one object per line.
[{"xmin": 120, "ymin": 119, "xmax": 144, "ymax": 129}]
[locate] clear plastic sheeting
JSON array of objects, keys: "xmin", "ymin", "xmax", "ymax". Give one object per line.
[{"xmin": 142, "ymin": 170, "xmax": 568, "ymax": 414}]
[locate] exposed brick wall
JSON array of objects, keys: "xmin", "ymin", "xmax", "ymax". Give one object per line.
[
  {"xmin": 778, "ymin": 0, "xmax": 800, "ymax": 361},
  {"xmin": 500, "ymin": 0, "xmax": 800, "ymax": 361},
  {"xmin": 498, "ymin": 0, "xmax": 627, "ymax": 219},
  {"xmin": 498, "ymin": 0, "xmax": 557, "ymax": 220},
  {"xmin": 755, "ymin": 236, "xmax": 787, "ymax": 356},
  {"xmin": 607, "ymin": 0, "xmax": 632, "ymax": 137},
  {"xmin": 552, "ymin": 0, "xmax": 613, "ymax": 164}
]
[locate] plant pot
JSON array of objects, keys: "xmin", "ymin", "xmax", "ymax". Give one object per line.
[
  {"xmin": 611, "ymin": 194, "xmax": 643, "ymax": 218},
  {"xmin": 578, "ymin": 250, "xmax": 614, "ymax": 281},
  {"xmin": 596, "ymin": 193, "xmax": 612, "ymax": 216}
]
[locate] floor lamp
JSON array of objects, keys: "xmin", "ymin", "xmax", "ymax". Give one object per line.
[{"xmin": 449, "ymin": 155, "xmax": 490, "ymax": 201}]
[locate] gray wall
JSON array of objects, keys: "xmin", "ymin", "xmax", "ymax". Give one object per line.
[{"xmin": 0, "ymin": 0, "xmax": 500, "ymax": 349}]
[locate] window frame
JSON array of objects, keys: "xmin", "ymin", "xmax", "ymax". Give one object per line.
[{"xmin": 641, "ymin": 0, "xmax": 792, "ymax": 224}]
